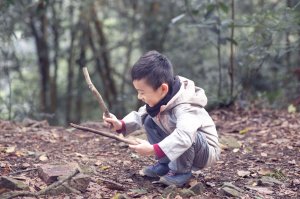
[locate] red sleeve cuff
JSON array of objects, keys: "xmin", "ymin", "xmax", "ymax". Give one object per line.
[
  {"xmin": 153, "ymin": 144, "xmax": 166, "ymax": 159},
  {"xmin": 116, "ymin": 120, "xmax": 126, "ymax": 134}
]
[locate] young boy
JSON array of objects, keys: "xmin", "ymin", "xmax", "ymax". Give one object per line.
[{"xmin": 104, "ymin": 50, "xmax": 220, "ymax": 187}]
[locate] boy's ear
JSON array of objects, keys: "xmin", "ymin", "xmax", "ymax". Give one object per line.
[{"xmin": 161, "ymin": 83, "xmax": 169, "ymax": 93}]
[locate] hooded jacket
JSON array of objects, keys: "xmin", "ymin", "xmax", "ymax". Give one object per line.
[{"xmin": 122, "ymin": 76, "xmax": 220, "ymax": 166}]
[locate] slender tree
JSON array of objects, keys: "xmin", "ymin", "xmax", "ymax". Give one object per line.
[
  {"xmin": 29, "ymin": 0, "xmax": 51, "ymax": 113},
  {"xmin": 229, "ymin": 0, "xmax": 235, "ymax": 99},
  {"xmin": 88, "ymin": 3, "xmax": 117, "ymax": 109},
  {"xmin": 66, "ymin": 4, "xmax": 78, "ymax": 124},
  {"xmin": 50, "ymin": 1, "xmax": 61, "ymax": 115}
]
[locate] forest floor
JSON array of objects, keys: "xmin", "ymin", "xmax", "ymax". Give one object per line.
[{"xmin": 0, "ymin": 107, "xmax": 299, "ymax": 199}]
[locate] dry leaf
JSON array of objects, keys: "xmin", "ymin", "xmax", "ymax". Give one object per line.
[
  {"xmin": 261, "ymin": 153, "xmax": 268, "ymax": 157},
  {"xmin": 237, "ymin": 170, "xmax": 250, "ymax": 177},
  {"xmin": 15, "ymin": 150, "xmax": 25, "ymax": 157},
  {"xmin": 288, "ymin": 104, "xmax": 296, "ymax": 113},
  {"xmin": 239, "ymin": 127, "xmax": 251, "ymax": 135},
  {"xmin": 233, "ymin": 148, "xmax": 239, "ymax": 153},
  {"xmin": 288, "ymin": 160, "xmax": 296, "ymax": 165},
  {"xmin": 258, "ymin": 168, "xmax": 274, "ymax": 176},
  {"xmin": 39, "ymin": 154, "xmax": 48, "ymax": 161},
  {"xmin": 100, "ymin": 165, "xmax": 110, "ymax": 170},
  {"xmin": 94, "ymin": 160, "xmax": 102, "ymax": 166},
  {"xmin": 51, "ymin": 130, "xmax": 60, "ymax": 139},
  {"xmin": 5, "ymin": 146, "xmax": 16, "ymax": 153},
  {"xmin": 75, "ymin": 152, "xmax": 85, "ymax": 157}
]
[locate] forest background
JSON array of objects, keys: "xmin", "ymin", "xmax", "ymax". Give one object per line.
[{"xmin": 0, "ymin": 0, "xmax": 300, "ymax": 125}]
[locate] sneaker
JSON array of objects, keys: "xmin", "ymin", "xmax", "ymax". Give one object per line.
[
  {"xmin": 139, "ymin": 162, "xmax": 169, "ymax": 177},
  {"xmin": 159, "ymin": 170, "xmax": 192, "ymax": 187}
]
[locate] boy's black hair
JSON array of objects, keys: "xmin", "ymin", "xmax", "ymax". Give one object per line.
[{"xmin": 131, "ymin": 50, "xmax": 174, "ymax": 90}]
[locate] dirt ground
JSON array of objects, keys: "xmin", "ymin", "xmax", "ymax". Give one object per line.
[{"xmin": 0, "ymin": 107, "xmax": 299, "ymax": 198}]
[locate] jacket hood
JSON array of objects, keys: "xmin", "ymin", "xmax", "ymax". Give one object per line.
[{"xmin": 161, "ymin": 76, "xmax": 207, "ymax": 112}]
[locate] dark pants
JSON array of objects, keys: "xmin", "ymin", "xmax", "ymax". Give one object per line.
[{"xmin": 144, "ymin": 115, "xmax": 209, "ymax": 173}]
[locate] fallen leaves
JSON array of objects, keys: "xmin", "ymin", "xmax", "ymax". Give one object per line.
[
  {"xmin": 0, "ymin": 107, "xmax": 300, "ymax": 198},
  {"xmin": 219, "ymin": 135, "xmax": 241, "ymax": 149}
]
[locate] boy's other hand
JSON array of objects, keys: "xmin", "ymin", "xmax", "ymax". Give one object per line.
[
  {"xmin": 129, "ymin": 138, "xmax": 154, "ymax": 156},
  {"xmin": 103, "ymin": 113, "xmax": 122, "ymax": 131}
]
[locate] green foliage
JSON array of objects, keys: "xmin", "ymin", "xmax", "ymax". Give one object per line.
[
  {"xmin": 0, "ymin": 0, "xmax": 300, "ymax": 124},
  {"xmin": 3, "ymin": 0, "xmax": 15, "ymax": 7}
]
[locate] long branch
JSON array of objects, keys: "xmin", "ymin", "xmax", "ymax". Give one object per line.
[
  {"xmin": 70, "ymin": 123, "xmax": 138, "ymax": 145},
  {"xmin": 82, "ymin": 67, "xmax": 110, "ymax": 118}
]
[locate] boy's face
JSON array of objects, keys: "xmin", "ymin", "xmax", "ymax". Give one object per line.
[{"xmin": 133, "ymin": 79, "xmax": 168, "ymax": 107}]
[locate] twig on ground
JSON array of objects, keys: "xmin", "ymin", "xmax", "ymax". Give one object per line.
[
  {"xmin": 9, "ymin": 168, "xmax": 38, "ymax": 176},
  {"xmin": 70, "ymin": 123, "xmax": 139, "ymax": 145},
  {"xmin": 92, "ymin": 176, "xmax": 125, "ymax": 191},
  {"xmin": 2, "ymin": 169, "xmax": 80, "ymax": 199}
]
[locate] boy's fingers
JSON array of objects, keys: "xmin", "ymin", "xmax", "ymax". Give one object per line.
[
  {"xmin": 104, "ymin": 120, "xmax": 111, "ymax": 125},
  {"xmin": 104, "ymin": 118, "xmax": 112, "ymax": 122},
  {"xmin": 134, "ymin": 138, "xmax": 147, "ymax": 144},
  {"xmin": 134, "ymin": 138, "xmax": 141, "ymax": 144},
  {"xmin": 129, "ymin": 144, "xmax": 137, "ymax": 149}
]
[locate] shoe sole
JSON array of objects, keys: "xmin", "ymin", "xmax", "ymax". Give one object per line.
[
  {"xmin": 139, "ymin": 169, "xmax": 159, "ymax": 178},
  {"xmin": 158, "ymin": 177, "xmax": 186, "ymax": 187}
]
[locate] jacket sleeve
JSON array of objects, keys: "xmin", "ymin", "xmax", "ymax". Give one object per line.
[
  {"xmin": 157, "ymin": 105, "xmax": 203, "ymax": 161},
  {"xmin": 122, "ymin": 105, "xmax": 148, "ymax": 136}
]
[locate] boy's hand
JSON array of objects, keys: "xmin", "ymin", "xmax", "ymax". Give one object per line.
[
  {"xmin": 103, "ymin": 113, "xmax": 122, "ymax": 131},
  {"xmin": 129, "ymin": 138, "xmax": 154, "ymax": 156}
]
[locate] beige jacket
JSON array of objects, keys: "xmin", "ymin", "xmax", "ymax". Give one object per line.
[{"xmin": 122, "ymin": 76, "xmax": 220, "ymax": 167}]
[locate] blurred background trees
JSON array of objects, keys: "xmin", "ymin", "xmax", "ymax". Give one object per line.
[{"xmin": 0, "ymin": 0, "xmax": 299, "ymax": 125}]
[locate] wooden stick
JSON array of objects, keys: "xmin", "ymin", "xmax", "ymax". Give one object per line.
[
  {"xmin": 70, "ymin": 123, "xmax": 139, "ymax": 145},
  {"xmin": 82, "ymin": 67, "xmax": 110, "ymax": 118},
  {"xmin": 92, "ymin": 177, "xmax": 124, "ymax": 191},
  {"xmin": 9, "ymin": 168, "xmax": 38, "ymax": 176}
]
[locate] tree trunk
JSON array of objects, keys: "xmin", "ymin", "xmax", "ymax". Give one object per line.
[
  {"xmin": 74, "ymin": 28, "xmax": 88, "ymax": 124},
  {"xmin": 3, "ymin": 61, "xmax": 12, "ymax": 120},
  {"xmin": 285, "ymin": 0, "xmax": 292, "ymax": 69},
  {"xmin": 229, "ymin": 0, "xmax": 235, "ymax": 99},
  {"xmin": 29, "ymin": 0, "xmax": 50, "ymax": 113},
  {"xmin": 50, "ymin": 2, "xmax": 60, "ymax": 116},
  {"xmin": 88, "ymin": 5, "xmax": 117, "ymax": 110},
  {"xmin": 141, "ymin": 1, "xmax": 166, "ymax": 52},
  {"xmin": 217, "ymin": 33, "xmax": 222, "ymax": 98},
  {"xmin": 66, "ymin": 5, "xmax": 77, "ymax": 124}
]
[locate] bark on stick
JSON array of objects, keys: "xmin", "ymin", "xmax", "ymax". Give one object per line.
[
  {"xmin": 82, "ymin": 67, "xmax": 110, "ymax": 118},
  {"xmin": 70, "ymin": 123, "xmax": 139, "ymax": 145}
]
